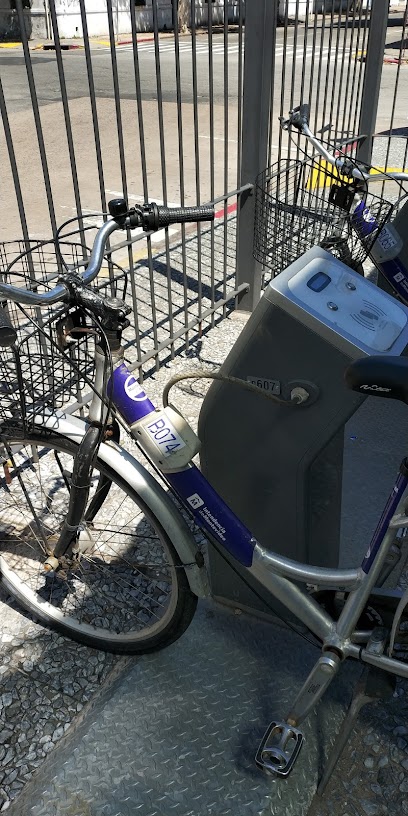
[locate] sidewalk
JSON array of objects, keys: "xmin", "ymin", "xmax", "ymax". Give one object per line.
[{"xmin": 0, "ymin": 29, "xmax": 193, "ymax": 51}]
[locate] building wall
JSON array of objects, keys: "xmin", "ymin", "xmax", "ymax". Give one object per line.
[{"xmin": 0, "ymin": 0, "xmax": 404, "ymax": 42}]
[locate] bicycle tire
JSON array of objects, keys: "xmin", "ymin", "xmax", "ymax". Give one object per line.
[{"xmin": 0, "ymin": 427, "xmax": 197, "ymax": 653}]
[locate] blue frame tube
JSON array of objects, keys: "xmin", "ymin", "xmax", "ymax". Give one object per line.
[{"xmin": 108, "ymin": 363, "xmax": 256, "ymax": 567}]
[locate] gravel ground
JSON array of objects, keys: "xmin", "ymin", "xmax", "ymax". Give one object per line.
[{"xmin": 0, "ymin": 592, "xmax": 124, "ymax": 810}]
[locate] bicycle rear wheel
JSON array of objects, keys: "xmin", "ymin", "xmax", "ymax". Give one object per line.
[{"xmin": 0, "ymin": 428, "xmax": 197, "ymax": 653}]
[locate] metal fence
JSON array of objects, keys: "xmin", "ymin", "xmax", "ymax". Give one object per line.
[{"xmin": 1, "ymin": 0, "xmax": 407, "ymax": 376}]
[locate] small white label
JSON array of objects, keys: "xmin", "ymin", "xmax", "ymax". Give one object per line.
[
  {"xmin": 124, "ymin": 376, "xmax": 148, "ymax": 402},
  {"xmin": 377, "ymin": 226, "xmax": 398, "ymax": 252},
  {"xmin": 187, "ymin": 493, "xmax": 204, "ymax": 510},
  {"xmin": 371, "ymin": 224, "xmax": 403, "ymax": 263},
  {"xmin": 247, "ymin": 376, "xmax": 281, "ymax": 394},
  {"xmin": 145, "ymin": 415, "xmax": 186, "ymax": 457},
  {"xmin": 394, "ymin": 272, "xmax": 405, "ymax": 284}
]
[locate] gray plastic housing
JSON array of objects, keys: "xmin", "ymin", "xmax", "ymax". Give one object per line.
[{"xmin": 198, "ymin": 247, "xmax": 408, "ymax": 612}]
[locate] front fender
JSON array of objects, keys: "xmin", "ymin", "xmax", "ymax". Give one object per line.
[{"xmin": 35, "ymin": 411, "xmax": 210, "ymax": 599}]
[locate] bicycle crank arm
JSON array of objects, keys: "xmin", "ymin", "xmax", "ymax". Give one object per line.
[{"xmin": 255, "ymin": 721, "xmax": 304, "ymax": 776}]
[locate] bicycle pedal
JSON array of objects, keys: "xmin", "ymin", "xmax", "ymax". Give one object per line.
[{"xmin": 255, "ymin": 720, "xmax": 304, "ymax": 777}]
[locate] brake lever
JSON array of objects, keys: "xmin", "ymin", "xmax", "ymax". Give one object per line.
[{"xmin": 279, "ymin": 115, "xmax": 291, "ymax": 131}]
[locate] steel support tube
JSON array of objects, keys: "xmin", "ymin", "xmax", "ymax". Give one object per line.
[
  {"xmin": 236, "ymin": 0, "xmax": 278, "ymax": 312},
  {"xmin": 357, "ymin": 0, "xmax": 388, "ymax": 165}
]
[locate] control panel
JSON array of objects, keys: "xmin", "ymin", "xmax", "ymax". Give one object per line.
[{"xmin": 270, "ymin": 249, "xmax": 408, "ymax": 354}]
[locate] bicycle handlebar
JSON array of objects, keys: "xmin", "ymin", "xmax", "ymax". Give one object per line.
[
  {"xmin": 281, "ymin": 105, "xmax": 408, "ymax": 185},
  {"xmin": 0, "ymin": 200, "xmax": 215, "ymax": 308}
]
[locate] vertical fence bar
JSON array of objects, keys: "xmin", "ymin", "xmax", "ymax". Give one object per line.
[
  {"xmin": 150, "ymin": 0, "xmax": 175, "ymax": 366},
  {"xmin": 15, "ymin": 0, "xmax": 58, "ymax": 238},
  {"xmin": 339, "ymin": 2, "xmax": 360, "ymax": 143},
  {"xmin": 381, "ymin": 10, "xmax": 408, "ymax": 177},
  {"xmin": 208, "ymin": 0, "xmax": 215, "ymax": 325},
  {"xmin": 146, "ymin": 0, "xmax": 170, "ymax": 371},
  {"xmin": 277, "ymin": 1, "xmax": 291, "ymax": 160},
  {"xmin": 357, "ymin": 0, "xmax": 388, "ymax": 164},
  {"xmin": 236, "ymin": 0, "xmax": 244, "ymax": 191},
  {"xmin": 288, "ymin": 0, "xmax": 300, "ymax": 121},
  {"xmin": 222, "ymin": 0, "xmax": 229, "ymax": 315},
  {"xmin": 47, "ymin": 0, "xmax": 85, "ymax": 243},
  {"xmin": 298, "ymin": 0, "xmax": 311, "ymax": 121},
  {"xmin": 306, "ymin": 4, "xmax": 319, "ymax": 137},
  {"xmin": 106, "ymin": 1, "xmax": 129, "ymax": 205},
  {"xmin": 320, "ymin": 4, "xmax": 336, "ymax": 141},
  {"xmin": 295, "ymin": 0, "xmax": 312, "ymax": 165},
  {"xmin": 236, "ymin": 0, "xmax": 277, "ymax": 312},
  {"xmin": 330, "ymin": 2, "xmax": 346, "ymax": 144},
  {"xmin": 190, "ymin": 0, "xmax": 203, "ymax": 327},
  {"xmin": 78, "ymin": 0, "xmax": 107, "ymax": 218},
  {"xmin": 349, "ymin": 5, "xmax": 370, "ymax": 147},
  {"xmin": 0, "ymin": 79, "xmax": 30, "ymax": 248},
  {"xmin": 311, "ymin": 2, "xmax": 326, "ymax": 136},
  {"xmin": 129, "ymin": 0, "xmax": 152, "ymax": 375},
  {"xmin": 171, "ymin": 0, "xmax": 189, "ymax": 350},
  {"xmin": 234, "ymin": 0, "xmax": 245, "ymax": 309}
]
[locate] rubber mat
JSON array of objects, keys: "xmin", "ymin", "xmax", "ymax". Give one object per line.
[{"xmin": 11, "ymin": 600, "xmax": 359, "ymax": 816}]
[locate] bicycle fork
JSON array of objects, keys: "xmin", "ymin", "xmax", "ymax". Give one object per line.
[
  {"xmin": 43, "ymin": 338, "xmax": 121, "ymax": 567},
  {"xmin": 44, "ymin": 423, "xmax": 102, "ymax": 566}
]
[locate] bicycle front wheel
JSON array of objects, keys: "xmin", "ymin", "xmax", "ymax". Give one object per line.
[{"xmin": 0, "ymin": 428, "xmax": 197, "ymax": 653}]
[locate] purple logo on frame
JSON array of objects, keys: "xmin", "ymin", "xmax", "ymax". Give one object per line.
[{"xmin": 109, "ymin": 364, "xmax": 156, "ymax": 425}]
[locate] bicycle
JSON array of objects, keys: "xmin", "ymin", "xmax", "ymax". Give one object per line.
[
  {"xmin": 263, "ymin": 103, "xmax": 408, "ymax": 304},
  {"xmin": 2, "ymin": 191, "xmax": 408, "ymax": 785}
]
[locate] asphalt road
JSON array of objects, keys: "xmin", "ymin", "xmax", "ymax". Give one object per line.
[{"xmin": 1, "ymin": 27, "xmax": 356, "ymax": 113}]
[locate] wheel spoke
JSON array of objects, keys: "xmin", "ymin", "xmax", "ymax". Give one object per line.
[{"xmin": 0, "ymin": 435, "xmax": 185, "ymax": 650}]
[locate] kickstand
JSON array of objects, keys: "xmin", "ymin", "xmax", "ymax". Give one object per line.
[{"xmin": 317, "ymin": 665, "xmax": 396, "ymax": 796}]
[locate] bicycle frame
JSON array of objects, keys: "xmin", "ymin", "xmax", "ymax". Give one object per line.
[{"xmin": 106, "ymin": 357, "xmax": 408, "ymax": 701}]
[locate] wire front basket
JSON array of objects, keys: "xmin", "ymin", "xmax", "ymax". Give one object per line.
[
  {"xmin": 0, "ymin": 238, "xmax": 127, "ymax": 433},
  {"xmin": 253, "ymin": 158, "xmax": 394, "ymax": 276}
]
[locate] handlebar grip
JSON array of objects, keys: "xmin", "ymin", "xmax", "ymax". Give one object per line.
[
  {"xmin": 282, "ymin": 103, "xmax": 311, "ymax": 132},
  {"xmin": 298, "ymin": 103, "xmax": 310, "ymax": 125},
  {"xmin": 0, "ymin": 304, "xmax": 17, "ymax": 348},
  {"xmin": 156, "ymin": 205, "xmax": 215, "ymax": 228}
]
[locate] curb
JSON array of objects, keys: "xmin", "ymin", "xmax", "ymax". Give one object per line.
[
  {"xmin": 3, "ymin": 30, "xmax": 197, "ymax": 51},
  {"xmin": 39, "ymin": 33, "xmax": 158, "ymax": 50},
  {"xmin": 354, "ymin": 52, "xmax": 408, "ymax": 65},
  {"xmin": 42, "ymin": 42, "xmax": 84, "ymax": 50},
  {"xmin": 28, "ymin": 31, "xmax": 176, "ymax": 51},
  {"xmin": 383, "ymin": 54, "xmax": 408, "ymax": 64}
]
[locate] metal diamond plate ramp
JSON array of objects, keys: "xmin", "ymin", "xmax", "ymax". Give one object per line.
[{"xmin": 11, "ymin": 601, "xmax": 359, "ymax": 816}]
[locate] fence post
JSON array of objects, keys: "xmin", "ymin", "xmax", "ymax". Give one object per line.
[
  {"xmin": 357, "ymin": 0, "xmax": 388, "ymax": 165},
  {"xmin": 236, "ymin": 0, "xmax": 277, "ymax": 312}
]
